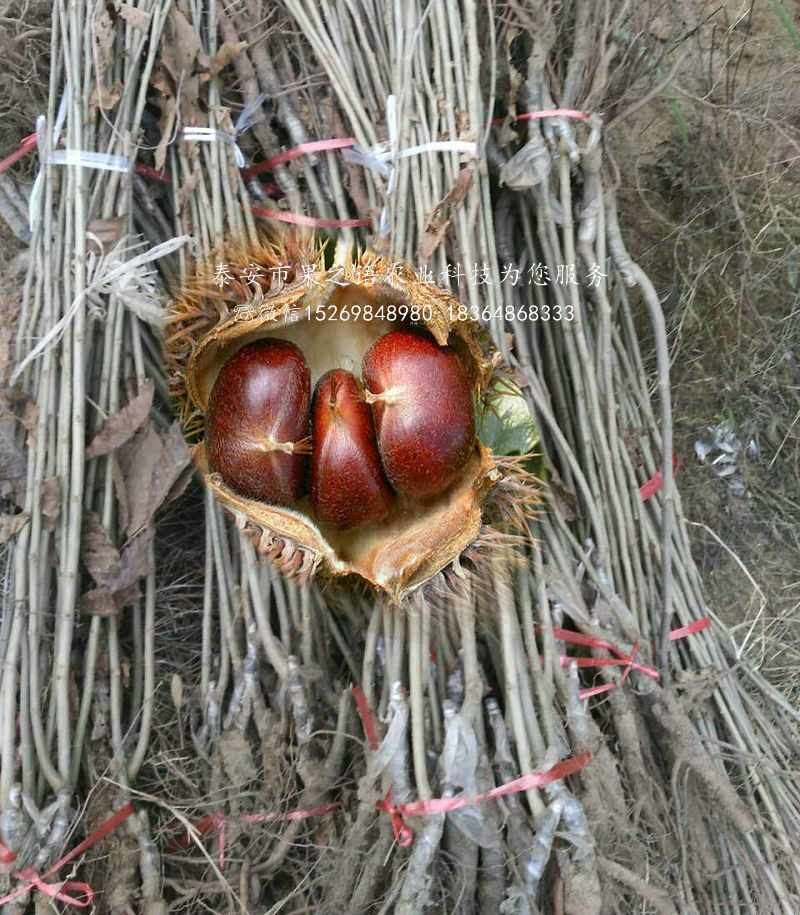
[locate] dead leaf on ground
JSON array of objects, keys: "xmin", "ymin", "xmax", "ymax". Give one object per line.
[
  {"xmin": 41, "ymin": 476, "xmax": 61, "ymax": 531},
  {"xmin": 154, "ymin": 96, "xmax": 177, "ymax": 173},
  {"xmin": 91, "ymin": 6, "xmax": 115, "ymax": 80},
  {"xmin": 0, "ymin": 513, "xmax": 29, "ymax": 544},
  {"xmin": 117, "ymin": 4, "xmax": 152, "ymax": 34},
  {"xmin": 418, "ymin": 168, "xmax": 474, "ymax": 261},
  {"xmin": 111, "ymin": 456, "xmax": 130, "ymax": 535},
  {"xmin": 80, "ymin": 585, "xmax": 139, "ymax": 618},
  {"xmin": 89, "ymin": 84, "xmax": 123, "ymax": 111},
  {"xmin": 81, "ymin": 516, "xmax": 154, "ymax": 616},
  {"xmin": 82, "ymin": 512, "xmax": 121, "ymax": 585},
  {"xmin": 178, "ymin": 169, "xmax": 203, "ymax": 215},
  {"xmin": 86, "ymin": 217, "xmax": 126, "ymax": 255},
  {"xmin": 86, "ymin": 379, "xmax": 154, "ymax": 459},
  {"xmin": 162, "ymin": 10, "xmax": 202, "ymax": 86},
  {"xmin": 22, "ymin": 402, "xmax": 39, "ymax": 436},
  {"xmin": 210, "ymin": 41, "xmax": 248, "ymax": 76},
  {"xmin": 105, "ymin": 527, "xmax": 154, "ymax": 591},
  {"xmin": 120, "ymin": 421, "xmax": 191, "ymax": 536}
]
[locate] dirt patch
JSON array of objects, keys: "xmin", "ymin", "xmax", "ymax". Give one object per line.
[{"xmin": 608, "ymin": 0, "xmax": 800, "ymax": 695}]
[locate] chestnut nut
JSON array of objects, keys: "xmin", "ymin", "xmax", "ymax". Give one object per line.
[{"xmin": 205, "ymin": 324, "xmax": 477, "ymax": 531}]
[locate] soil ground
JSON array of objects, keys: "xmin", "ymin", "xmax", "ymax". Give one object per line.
[{"xmin": 609, "ymin": 0, "xmax": 800, "ymax": 700}]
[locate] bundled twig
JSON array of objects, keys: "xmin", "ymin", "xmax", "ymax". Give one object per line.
[{"xmin": 0, "ymin": 0, "xmax": 799, "ymax": 913}]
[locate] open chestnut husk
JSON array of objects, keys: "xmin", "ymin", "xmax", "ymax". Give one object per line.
[{"xmin": 166, "ymin": 232, "xmax": 538, "ymax": 601}]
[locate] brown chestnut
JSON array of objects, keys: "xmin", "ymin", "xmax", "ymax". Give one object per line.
[
  {"xmin": 310, "ymin": 369, "xmax": 394, "ymax": 529},
  {"xmin": 362, "ymin": 329, "xmax": 476, "ymax": 498},
  {"xmin": 206, "ymin": 339, "xmax": 311, "ymax": 505}
]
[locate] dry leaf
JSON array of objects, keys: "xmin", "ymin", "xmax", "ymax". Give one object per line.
[
  {"xmin": 121, "ymin": 422, "xmax": 191, "ymax": 536},
  {"xmin": 82, "ymin": 512, "xmax": 121, "ymax": 585},
  {"xmin": 177, "ymin": 75, "xmax": 202, "ymax": 126},
  {"xmin": 121, "ymin": 426, "xmax": 161, "ymax": 536},
  {"xmin": 80, "ymin": 589, "xmax": 119, "ymax": 617},
  {"xmin": 547, "ymin": 464, "xmax": 580, "ymax": 522},
  {"xmin": 418, "ymin": 168, "xmax": 474, "ymax": 260},
  {"xmin": 79, "ymin": 586, "xmax": 138, "ymax": 618},
  {"xmin": 164, "ymin": 460, "xmax": 195, "ymax": 507},
  {"xmin": 210, "ymin": 41, "xmax": 248, "ymax": 76},
  {"xmin": 41, "ymin": 476, "xmax": 60, "ymax": 531},
  {"xmin": 86, "ymin": 379, "xmax": 154, "ymax": 459},
  {"xmin": 0, "ymin": 513, "xmax": 29, "ymax": 545},
  {"xmin": 91, "ymin": 6, "xmax": 116, "ymax": 80},
  {"xmin": 154, "ymin": 96, "xmax": 177, "ymax": 173},
  {"xmin": 22, "ymin": 402, "xmax": 39, "ymax": 435},
  {"xmin": 105, "ymin": 527, "xmax": 154, "ymax": 591},
  {"xmin": 86, "ymin": 217, "xmax": 126, "ymax": 255},
  {"xmin": 178, "ymin": 168, "xmax": 203, "ymax": 214},
  {"xmin": 162, "ymin": 10, "xmax": 201, "ymax": 85},
  {"xmin": 89, "ymin": 83, "xmax": 123, "ymax": 110},
  {"xmin": 111, "ymin": 456, "xmax": 130, "ymax": 535},
  {"xmin": 171, "ymin": 674, "xmax": 183, "ymax": 710},
  {"xmin": 117, "ymin": 4, "xmax": 152, "ymax": 34},
  {"xmin": 0, "ymin": 422, "xmax": 26, "ymax": 490}
]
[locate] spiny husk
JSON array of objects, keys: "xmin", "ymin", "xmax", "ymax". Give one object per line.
[{"xmin": 165, "ymin": 229, "xmax": 537, "ymax": 601}]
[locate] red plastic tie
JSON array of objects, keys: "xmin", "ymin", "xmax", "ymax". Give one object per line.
[
  {"xmin": 492, "ymin": 108, "xmax": 590, "ymax": 127},
  {"xmin": 376, "ymin": 792, "xmax": 414, "ymax": 847},
  {"xmin": 251, "ymin": 206, "xmax": 371, "ymax": 229},
  {"xmin": 639, "ymin": 453, "xmax": 680, "ymax": 500},
  {"xmin": 351, "ymin": 685, "xmax": 378, "ymax": 750},
  {"xmin": 0, "ymin": 841, "xmax": 17, "ymax": 865},
  {"xmin": 539, "ymin": 618, "xmax": 711, "ymax": 700},
  {"xmin": 242, "ymin": 138, "xmax": 357, "ymax": 179},
  {"xmin": 351, "ymin": 686, "xmax": 591, "ymax": 845},
  {"xmin": 170, "ymin": 804, "xmax": 340, "ymax": 871},
  {"xmin": 669, "ymin": 617, "xmax": 711, "ymax": 640},
  {"xmin": 0, "ymin": 802, "xmax": 134, "ymax": 908},
  {"xmin": 396, "ymin": 751, "xmax": 592, "ymax": 818},
  {"xmin": 0, "ymin": 133, "xmax": 38, "ymax": 175}
]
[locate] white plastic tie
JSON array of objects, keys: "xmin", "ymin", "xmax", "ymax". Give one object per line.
[
  {"xmin": 343, "ymin": 94, "xmax": 480, "ymax": 236},
  {"xmin": 10, "ymin": 234, "xmax": 191, "ymax": 386},
  {"xmin": 234, "ymin": 92, "xmax": 267, "ymax": 135},
  {"xmin": 47, "ymin": 150, "xmax": 133, "ymax": 172},
  {"xmin": 181, "ymin": 127, "xmax": 245, "ymax": 169}
]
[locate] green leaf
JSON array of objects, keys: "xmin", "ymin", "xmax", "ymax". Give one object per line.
[{"xmin": 477, "ymin": 376, "xmax": 538, "ymax": 456}]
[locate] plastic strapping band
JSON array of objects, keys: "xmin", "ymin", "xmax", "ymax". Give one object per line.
[
  {"xmin": 251, "ymin": 206, "xmax": 371, "ymax": 229},
  {"xmin": 234, "ymin": 92, "xmax": 267, "ymax": 135},
  {"xmin": 0, "ymin": 133, "xmax": 37, "ymax": 176},
  {"xmin": 537, "ymin": 617, "xmax": 712, "ymax": 701},
  {"xmin": 181, "ymin": 127, "xmax": 245, "ymax": 169},
  {"xmin": 341, "ymin": 94, "xmax": 481, "ymax": 236},
  {"xmin": 242, "ymin": 138, "xmax": 358, "ymax": 179},
  {"xmin": 491, "ymin": 108, "xmax": 591, "ymax": 126},
  {"xmin": 169, "ymin": 803, "xmax": 340, "ymax": 870},
  {"xmin": 0, "ymin": 802, "xmax": 134, "ymax": 908},
  {"xmin": 350, "ymin": 686, "xmax": 592, "ymax": 846},
  {"xmin": 639, "ymin": 453, "xmax": 680, "ymax": 500},
  {"xmin": 46, "ymin": 150, "xmax": 132, "ymax": 173}
]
